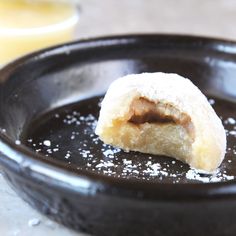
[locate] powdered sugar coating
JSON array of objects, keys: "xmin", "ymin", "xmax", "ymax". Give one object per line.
[{"xmin": 96, "ymin": 73, "xmax": 226, "ymax": 171}]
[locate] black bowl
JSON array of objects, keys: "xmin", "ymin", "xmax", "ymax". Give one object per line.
[{"xmin": 1, "ymin": 35, "xmax": 236, "ymax": 236}]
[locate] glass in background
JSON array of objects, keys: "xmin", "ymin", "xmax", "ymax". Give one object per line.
[{"xmin": 0, "ymin": 0, "xmax": 79, "ymax": 65}]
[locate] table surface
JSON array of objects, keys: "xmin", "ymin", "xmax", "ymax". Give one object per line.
[{"xmin": 2, "ymin": 0, "xmax": 236, "ymax": 235}]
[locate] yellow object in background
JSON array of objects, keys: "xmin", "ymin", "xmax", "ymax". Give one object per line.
[{"xmin": 0, "ymin": 0, "xmax": 79, "ymax": 65}]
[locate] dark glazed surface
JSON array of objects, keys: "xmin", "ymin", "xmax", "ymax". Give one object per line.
[
  {"xmin": 22, "ymin": 95, "xmax": 236, "ymax": 184},
  {"xmin": 1, "ymin": 35, "xmax": 236, "ymax": 235}
]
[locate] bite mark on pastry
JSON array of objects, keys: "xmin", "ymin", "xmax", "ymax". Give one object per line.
[
  {"xmin": 95, "ymin": 72, "xmax": 226, "ymax": 172},
  {"xmin": 128, "ymin": 97, "xmax": 194, "ymax": 140}
]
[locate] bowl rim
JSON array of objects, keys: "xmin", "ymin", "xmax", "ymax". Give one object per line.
[{"xmin": 1, "ymin": 33, "xmax": 236, "ymax": 201}]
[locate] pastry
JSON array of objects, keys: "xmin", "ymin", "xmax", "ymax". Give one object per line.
[{"xmin": 95, "ymin": 73, "xmax": 226, "ymax": 172}]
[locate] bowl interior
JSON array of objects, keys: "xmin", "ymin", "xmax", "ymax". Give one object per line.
[{"xmin": 1, "ymin": 35, "xmax": 236, "ymax": 184}]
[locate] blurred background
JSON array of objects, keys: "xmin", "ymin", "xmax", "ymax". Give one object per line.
[
  {"xmin": 1, "ymin": 0, "xmax": 236, "ymax": 65},
  {"xmin": 1, "ymin": 0, "xmax": 236, "ymax": 235}
]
